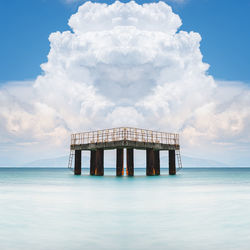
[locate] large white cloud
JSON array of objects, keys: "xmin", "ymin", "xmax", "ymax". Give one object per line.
[{"xmin": 0, "ymin": 1, "xmax": 250, "ymax": 165}]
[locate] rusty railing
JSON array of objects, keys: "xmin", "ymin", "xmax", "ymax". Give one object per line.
[{"xmin": 71, "ymin": 127, "xmax": 179, "ymax": 146}]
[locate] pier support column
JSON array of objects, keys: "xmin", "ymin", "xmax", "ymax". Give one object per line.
[
  {"xmin": 154, "ymin": 150, "xmax": 160, "ymax": 176},
  {"xmin": 169, "ymin": 150, "xmax": 176, "ymax": 175},
  {"xmin": 146, "ymin": 149, "xmax": 155, "ymax": 176},
  {"xmin": 90, "ymin": 150, "xmax": 96, "ymax": 176},
  {"xmin": 126, "ymin": 148, "xmax": 134, "ymax": 176},
  {"xmin": 95, "ymin": 149, "xmax": 104, "ymax": 176},
  {"xmin": 74, "ymin": 150, "xmax": 81, "ymax": 175},
  {"xmin": 116, "ymin": 148, "xmax": 124, "ymax": 176}
]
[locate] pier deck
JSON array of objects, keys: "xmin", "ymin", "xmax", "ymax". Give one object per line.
[
  {"xmin": 69, "ymin": 127, "xmax": 182, "ymax": 176},
  {"xmin": 71, "ymin": 127, "xmax": 180, "ymax": 150}
]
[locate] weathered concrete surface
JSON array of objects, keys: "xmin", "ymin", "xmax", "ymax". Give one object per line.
[
  {"xmin": 154, "ymin": 150, "xmax": 160, "ymax": 176},
  {"xmin": 146, "ymin": 149, "xmax": 160, "ymax": 176},
  {"xmin": 126, "ymin": 148, "xmax": 134, "ymax": 176},
  {"xmin": 146, "ymin": 149, "xmax": 155, "ymax": 176},
  {"xmin": 71, "ymin": 140, "xmax": 179, "ymax": 151},
  {"xmin": 169, "ymin": 150, "xmax": 176, "ymax": 175},
  {"xmin": 116, "ymin": 148, "xmax": 124, "ymax": 176},
  {"xmin": 74, "ymin": 150, "xmax": 81, "ymax": 175},
  {"xmin": 90, "ymin": 150, "xmax": 96, "ymax": 176},
  {"xmin": 95, "ymin": 149, "xmax": 104, "ymax": 176}
]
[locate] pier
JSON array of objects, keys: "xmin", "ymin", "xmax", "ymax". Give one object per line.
[{"xmin": 68, "ymin": 127, "xmax": 182, "ymax": 176}]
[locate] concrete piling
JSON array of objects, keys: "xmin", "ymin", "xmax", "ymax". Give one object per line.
[
  {"xmin": 90, "ymin": 150, "xmax": 96, "ymax": 176},
  {"xmin": 75, "ymin": 148, "xmax": 173, "ymax": 176},
  {"xmin": 126, "ymin": 148, "xmax": 134, "ymax": 176},
  {"xmin": 116, "ymin": 148, "xmax": 124, "ymax": 176},
  {"xmin": 169, "ymin": 150, "xmax": 176, "ymax": 175},
  {"xmin": 95, "ymin": 149, "xmax": 104, "ymax": 176},
  {"xmin": 74, "ymin": 150, "xmax": 81, "ymax": 175},
  {"xmin": 154, "ymin": 150, "xmax": 160, "ymax": 176},
  {"xmin": 146, "ymin": 149, "xmax": 155, "ymax": 176}
]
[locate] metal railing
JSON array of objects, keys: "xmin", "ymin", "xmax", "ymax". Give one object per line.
[{"xmin": 71, "ymin": 127, "xmax": 179, "ymax": 146}]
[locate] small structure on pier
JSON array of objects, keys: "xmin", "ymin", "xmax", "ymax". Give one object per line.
[{"xmin": 68, "ymin": 127, "xmax": 182, "ymax": 176}]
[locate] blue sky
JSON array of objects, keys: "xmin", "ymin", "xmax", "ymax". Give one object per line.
[{"xmin": 0, "ymin": 0, "xmax": 250, "ymax": 84}]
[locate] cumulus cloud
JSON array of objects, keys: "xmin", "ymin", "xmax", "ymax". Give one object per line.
[{"xmin": 1, "ymin": 1, "xmax": 250, "ymax": 165}]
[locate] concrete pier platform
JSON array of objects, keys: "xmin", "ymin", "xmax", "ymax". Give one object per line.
[{"xmin": 70, "ymin": 127, "xmax": 182, "ymax": 176}]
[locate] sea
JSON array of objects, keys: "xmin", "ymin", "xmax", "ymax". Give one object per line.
[{"xmin": 0, "ymin": 167, "xmax": 250, "ymax": 250}]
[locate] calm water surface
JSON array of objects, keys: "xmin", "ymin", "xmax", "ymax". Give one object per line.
[{"xmin": 0, "ymin": 168, "xmax": 250, "ymax": 250}]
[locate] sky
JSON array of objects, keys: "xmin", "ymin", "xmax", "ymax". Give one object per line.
[
  {"xmin": 0, "ymin": 0, "xmax": 250, "ymax": 166},
  {"xmin": 1, "ymin": 0, "xmax": 250, "ymax": 84}
]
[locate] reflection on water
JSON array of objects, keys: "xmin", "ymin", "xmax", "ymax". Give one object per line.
[{"xmin": 0, "ymin": 168, "xmax": 250, "ymax": 250}]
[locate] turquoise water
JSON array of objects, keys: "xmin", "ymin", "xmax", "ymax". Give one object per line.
[{"xmin": 1, "ymin": 168, "xmax": 250, "ymax": 250}]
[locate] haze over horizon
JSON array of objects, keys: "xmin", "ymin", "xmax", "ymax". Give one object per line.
[{"xmin": 0, "ymin": 0, "xmax": 250, "ymax": 166}]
